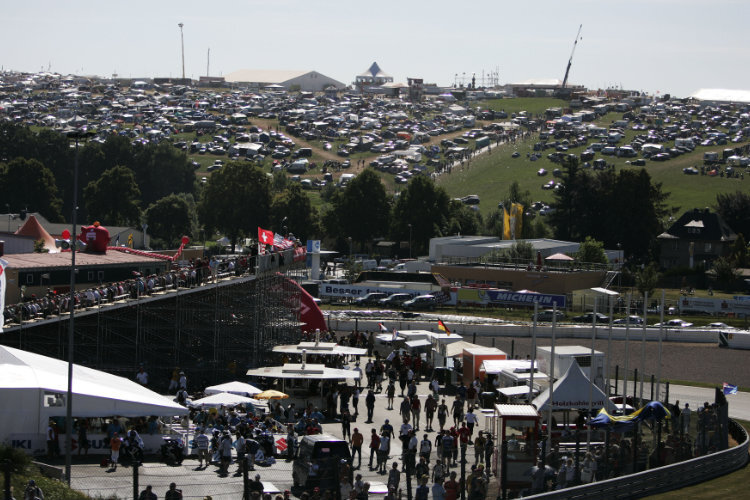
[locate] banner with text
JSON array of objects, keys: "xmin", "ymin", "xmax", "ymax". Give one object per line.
[
  {"xmin": 320, "ymin": 283, "xmax": 428, "ymax": 299},
  {"xmin": 679, "ymin": 297, "xmax": 750, "ymax": 316}
]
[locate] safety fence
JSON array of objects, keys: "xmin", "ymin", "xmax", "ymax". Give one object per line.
[{"xmin": 521, "ymin": 418, "xmax": 749, "ymax": 499}]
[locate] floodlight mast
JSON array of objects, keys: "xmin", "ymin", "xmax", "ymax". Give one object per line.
[{"xmin": 178, "ymin": 22, "xmax": 185, "ymax": 80}]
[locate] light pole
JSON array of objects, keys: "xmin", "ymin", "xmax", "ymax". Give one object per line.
[
  {"xmin": 408, "ymin": 224, "xmax": 412, "ymax": 259},
  {"xmin": 347, "ymin": 237, "xmax": 353, "ymax": 262},
  {"xmin": 178, "ymin": 22, "xmax": 185, "ymax": 80}
]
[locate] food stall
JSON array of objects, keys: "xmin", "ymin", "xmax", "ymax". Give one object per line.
[{"xmin": 493, "ymin": 404, "xmax": 540, "ymax": 492}]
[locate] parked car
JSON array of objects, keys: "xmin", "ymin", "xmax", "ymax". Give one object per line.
[
  {"xmin": 613, "ymin": 315, "xmax": 644, "ymax": 325},
  {"xmin": 573, "ymin": 312, "xmax": 610, "ymax": 323},
  {"xmin": 531, "ymin": 309, "xmax": 565, "ymax": 322},
  {"xmin": 354, "ymin": 292, "xmax": 388, "ymax": 306},
  {"xmin": 379, "ymin": 293, "xmax": 413, "ymax": 308},
  {"xmin": 653, "ymin": 319, "xmax": 694, "ymax": 328},
  {"xmin": 402, "ymin": 294, "xmax": 437, "ymax": 311}
]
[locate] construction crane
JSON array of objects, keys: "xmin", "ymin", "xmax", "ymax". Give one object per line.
[{"xmin": 561, "ymin": 24, "xmax": 583, "ymax": 90}]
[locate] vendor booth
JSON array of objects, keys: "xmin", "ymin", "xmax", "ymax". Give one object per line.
[
  {"xmin": 0, "ymin": 345, "xmax": 188, "ymax": 455},
  {"xmin": 462, "ymin": 346, "xmax": 507, "ymax": 385},
  {"xmin": 493, "ymin": 404, "xmax": 540, "ymax": 491}
]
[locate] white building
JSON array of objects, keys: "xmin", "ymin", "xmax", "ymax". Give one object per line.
[{"xmin": 224, "ymin": 69, "xmax": 346, "ymax": 92}]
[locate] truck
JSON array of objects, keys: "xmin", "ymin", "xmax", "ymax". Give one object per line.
[{"xmin": 536, "ymin": 345, "xmax": 606, "ymax": 391}]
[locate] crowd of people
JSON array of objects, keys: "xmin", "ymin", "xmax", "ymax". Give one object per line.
[{"xmin": 2, "ymin": 254, "xmax": 253, "ymax": 328}]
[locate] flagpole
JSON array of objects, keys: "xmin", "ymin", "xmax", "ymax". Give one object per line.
[
  {"xmin": 587, "ymin": 295, "xmax": 597, "ymax": 450},
  {"xmin": 547, "ymin": 301, "xmax": 557, "ymax": 456},
  {"xmin": 529, "ymin": 301, "xmax": 538, "ymax": 403},
  {"xmin": 640, "ymin": 292, "xmax": 648, "ymax": 405},
  {"xmin": 656, "ymin": 289, "xmax": 665, "ymax": 402},
  {"xmin": 624, "ymin": 293, "xmax": 631, "ymax": 400}
]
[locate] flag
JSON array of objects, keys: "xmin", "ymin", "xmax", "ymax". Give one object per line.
[
  {"xmin": 378, "ymin": 322, "xmax": 388, "ymax": 333},
  {"xmin": 258, "ymin": 227, "xmax": 274, "ymax": 246},
  {"xmin": 502, "ymin": 207, "xmax": 511, "ymax": 240},
  {"xmin": 438, "ymin": 318, "xmax": 451, "ymax": 335},
  {"xmin": 127, "ymin": 233, "xmax": 134, "ymax": 248},
  {"xmin": 512, "ymin": 202, "xmax": 524, "ymax": 239},
  {"xmin": 392, "ymin": 328, "xmax": 398, "ymax": 341},
  {"xmin": 723, "ymin": 382, "xmax": 738, "ymax": 395},
  {"xmin": 273, "ymin": 232, "xmax": 295, "ymax": 250},
  {"xmin": 0, "ymin": 258, "xmax": 7, "ymax": 333}
]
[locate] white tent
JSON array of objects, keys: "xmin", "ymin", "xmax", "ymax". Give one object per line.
[
  {"xmin": 190, "ymin": 392, "xmax": 263, "ymax": 409},
  {"xmin": 0, "ymin": 345, "xmax": 187, "ymax": 444},
  {"xmin": 531, "ymin": 361, "xmax": 616, "ymax": 412},
  {"xmin": 204, "ymin": 381, "xmax": 262, "ymax": 397}
]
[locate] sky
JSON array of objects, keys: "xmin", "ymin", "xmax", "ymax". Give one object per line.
[{"xmin": 3, "ymin": 0, "xmax": 749, "ymax": 98}]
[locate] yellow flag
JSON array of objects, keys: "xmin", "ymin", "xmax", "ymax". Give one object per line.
[
  {"xmin": 127, "ymin": 233, "xmax": 134, "ymax": 248},
  {"xmin": 503, "ymin": 207, "xmax": 511, "ymax": 240},
  {"xmin": 512, "ymin": 203, "xmax": 524, "ymax": 239}
]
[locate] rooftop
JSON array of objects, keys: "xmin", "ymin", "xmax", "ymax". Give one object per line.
[{"xmin": 2, "ymin": 251, "xmax": 166, "ymax": 270}]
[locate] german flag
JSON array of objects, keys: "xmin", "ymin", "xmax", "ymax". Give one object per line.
[{"xmin": 437, "ymin": 318, "xmax": 451, "ymax": 335}]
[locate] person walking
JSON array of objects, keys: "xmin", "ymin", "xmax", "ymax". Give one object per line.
[
  {"xmin": 425, "ymin": 395, "xmax": 437, "ymax": 432},
  {"xmin": 369, "ymin": 429, "xmax": 381, "ymax": 470},
  {"xmin": 444, "ymin": 471, "xmax": 459, "ymax": 500},
  {"xmin": 378, "ymin": 431, "xmax": 391, "ymax": 474},
  {"xmin": 400, "ymin": 397, "xmax": 412, "ymax": 424},
  {"xmin": 341, "ymin": 409, "xmax": 352, "ymax": 441},
  {"xmin": 465, "ymin": 407, "xmax": 478, "ymax": 437},
  {"xmin": 473, "ymin": 432, "xmax": 486, "ymax": 465},
  {"xmin": 386, "ymin": 381, "xmax": 396, "ymax": 410},
  {"xmin": 352, "ymin": 388, "xmax": 360, "ymax": 417},
  {"xmin": 351, "ymin": 427, "xmax": 364, "ymax": 469},
  {"xmin": 438, "ymin": 399, "xmax": 448, "ymax": 431},
  {"xmin": 366, "ymin": 390, "xmax": 376, "ymax": 423},
  {"xmin": 411, "ymin": 396, "xmax": 422, "ymax": 430},
  {"xmin": 419, "ymin": 433, "xmax": 432, "ymax": 463},
  {"xmin": 194, "ymin": 428, "xmax": 210, "ymax": 468},
  {"xmin": 387, "ymin": 462, "xmax": 401, "ymax": 493}
]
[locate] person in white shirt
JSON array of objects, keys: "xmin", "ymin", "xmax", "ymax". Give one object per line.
[
  {"xmin": 419, "ymin": 434, "xmax": 432, "ymax": 462},
  {"xmin": 136, "ymin": 367, "xmax": 148, "ymax": 386},
  {"xmin": 464, "ymin": 408, "xmax": 478, "ymax": 436}
]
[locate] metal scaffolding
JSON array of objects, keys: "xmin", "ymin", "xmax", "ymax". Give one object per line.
[{"xmin": 0, "ymin": 254, "xmax": 306, "ymax": 391}]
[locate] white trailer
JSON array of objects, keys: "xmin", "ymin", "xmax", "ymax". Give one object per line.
[{"xmin": 536, "ymin": 345, "xmax": 606, "ymax": 392}]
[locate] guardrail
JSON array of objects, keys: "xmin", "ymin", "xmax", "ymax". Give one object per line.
[
  {"xmin": 325, "ymin": 317, "xmax": 721, "ymax": 344},
  {"xmin": 521, "ymin": 419, "xmax": 749, "ymax": 499}
]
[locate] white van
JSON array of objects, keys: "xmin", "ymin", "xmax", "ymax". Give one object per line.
[{"xmin": 338, "ymin": 173, "xmax": 355, "ymax": 187}]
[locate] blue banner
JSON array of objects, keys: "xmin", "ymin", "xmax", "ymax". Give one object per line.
[{"xmin": 485, "ymin": 290, "xmax": 566, "ymax": 308}]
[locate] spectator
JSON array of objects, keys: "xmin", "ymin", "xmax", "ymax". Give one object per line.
[
  {"xmin": 165, "ymin": 483, "xmax": 183, "ymax": 500},
  {"xmin": 24, "ymin": 480, "xmax": 43, "ymax": 500},
  {"xmin": 138, "ymin": 485, "xmax": 157, "ymax": 500},
  {"xmin": 351, "ymin": 427, "xmax": 363, "ymax": 469},
  {"xmin": 387, "ymin": 462, "xmax": 400, "ymax": 492},
  {"xmin": 443, "ymin": 471, "xmax": 459, "ymax": 500}
]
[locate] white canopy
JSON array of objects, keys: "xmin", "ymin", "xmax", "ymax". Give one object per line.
[
  {"xmin": 272, "ymin": 344, "xmax": 367, "ymax": 356},
  {"xmin": 190, "ymin": 392, "xmax": 262, "ymax": 409},
  {"xmin": 0, "ymin": 345, "xmax": 187, "ymax": 440},
  {"xmin": 497, "ymin": 386, "xmax": 539, "ymax": 397},
  {"xmin": 532, "ymin": 361, "xmax": 616, "ymax": 412},
  {"xmin": 246, "ymin": 363, "xmax": 361, "ymax": 380},
  {"xmin": 204, "ymin": 381, "xmax": 262, "ymax": 397}
]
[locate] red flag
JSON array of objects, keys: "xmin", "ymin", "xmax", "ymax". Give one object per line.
[
  {"xmin": 258, "ymin": 227, "xmax": 274, "ymax": 246},
  {"xmin": 378, "ymin": 322, "xmax": 388, "ymax": 332}
]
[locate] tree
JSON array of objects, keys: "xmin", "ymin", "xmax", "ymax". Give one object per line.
[
  {"xmin": 635, "ymin": 263, "xmax": 660, "ymax": 298},
  {"xmin": 198, "ymin": 161, "xmax": 271, "ymax": 251},
  {"xmin": 712, "ymin": 257, "xmax": 740, "ymax": 291},
  {"xmin": 391, "ymin": 175, "xmax": 451, "ymax": 256},
  {"xmin": 131, "ymin": 142, "xmax": 196, "ymax": 206},
  {"xmin": 731, "ymin": 233, "xmax": 749, "ymax": 268},
  {"xmin": 549, "ymin": 158, "xmax": 670, "ymax": 263},
  {"xmin": 445, "ymin": 200, "xmax": 482, "ymax": 237},
  {"xmin": 323, "ymin": 169, "xmax": 390, "ymax": 248},
  {"xmin": 145, "ymin": 193, "xmax": 196, "ymax": 248},
  {"xmin": 270, "ymin": 184, "xmax": 320, "ymax": 241},
  {"xmin": 0, "ymin": 158, "xmax": 64, "ymax": 222},
  {"xmin": 716, "ymin": 191, "xmax": 750, "ymax": 239},
  {"xmin": 576, "ymin": 237, "xmax": 608, "ymax": 264},
  {"xmin": 83, "ymin": 166, "xmax": 142, "ymax": 226}
]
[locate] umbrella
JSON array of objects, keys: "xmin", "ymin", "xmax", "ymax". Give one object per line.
[
  {"xmin": 253, "ymin": 390, "xmax": 289, "ymax": 400},
  {"xmin": 545, "ymin": 253, "xmax": 574, "ymax": 261},
  {"xmin": 204, "ymin": 381, "xmax": 262, "ymax": 397},
  {"xmin": 189, "ymin": 392, "xmax": 259, "ymax": 408}
]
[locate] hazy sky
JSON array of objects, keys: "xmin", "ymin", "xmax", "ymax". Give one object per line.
[{"xmin": 3, "ymin": 0, "xmax": 748, "ymax": 98}]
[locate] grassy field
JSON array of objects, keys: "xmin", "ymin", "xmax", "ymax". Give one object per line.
[
  {"xmin": 645, "ymin": 418, "xmax": 750, "ymax": 499},
  {"xmin": 437, "ymin": 102, "xmax": 750, "ymax": 217}
]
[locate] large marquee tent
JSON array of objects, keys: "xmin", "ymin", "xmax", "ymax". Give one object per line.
[{"xmin": 0, "ymin": 345, "xmax": 187, "ymax": 445}]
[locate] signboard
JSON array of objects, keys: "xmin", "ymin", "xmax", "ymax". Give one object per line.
[
  {"xmin": 486, "ymin": 290, "xmax": 566, "ymax": 308},
  {"xmin": 679, "ymin": 297, "xmax": 750, "ymax": 316},
  {"xmin": 319, "ymin": 283, "xmax": 427, "ymax": 299}
]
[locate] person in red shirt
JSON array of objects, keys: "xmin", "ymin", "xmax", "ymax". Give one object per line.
[
  {"xmin": 413, "ymin": 357, "xmax": 422, "ymax": 381},
  {"xmin": 411, "ymin": 397, "xmax": 422, "ymax": 430},
  {"xmin": 444, "ymin": 471, "xmax": 459, "ymax": 500}
]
